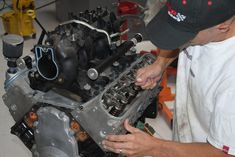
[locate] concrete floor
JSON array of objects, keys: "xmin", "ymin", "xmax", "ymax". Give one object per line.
[{"xmin": 0, "ymin": 1, "xmax": 172, "ymax": 157}]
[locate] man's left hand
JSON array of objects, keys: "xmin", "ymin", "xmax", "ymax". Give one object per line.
[{"xmin": 102, "ymin": 119, "xmax": 157, "ymax": 157}]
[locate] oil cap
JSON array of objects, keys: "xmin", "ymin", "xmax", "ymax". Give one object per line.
[{"xmin": 2, "ymin": 34, "xmax": 24, "ymax": 59}]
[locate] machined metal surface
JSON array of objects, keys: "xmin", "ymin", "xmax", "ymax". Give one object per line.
[
  {"xmin": 2, "ymin": 67, "xmax": 42, "ymax": 122},
  {"xmin": 33, "ymin": 107, "xmax": 79, "ymax": 157},
  {"xmin": 37, "ymin": 91, "xmax": 81, "ymax": 110},
  {"xmin": 72, "ymin": 54, "xmax": 159, "ymax": 149},
  {"xmin": 3, "ymin": 86, "xmax": 36, "ymax": 122}
]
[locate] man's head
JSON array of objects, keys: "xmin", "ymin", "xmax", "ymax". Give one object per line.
[{"xmin": 146, "ymin": 0, "xmax": 235, "ymax": 50}]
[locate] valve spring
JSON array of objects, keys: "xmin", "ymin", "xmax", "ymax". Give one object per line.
[{"xmin": 109, "ymin": 106, "xmax": 123, "ymax": 117}]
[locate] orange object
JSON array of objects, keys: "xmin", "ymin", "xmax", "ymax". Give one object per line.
[
  {"xmin": 70, "ymin": 120, "xmax": 81, "ymax": 132},
  {"xmin": 25, "ymin": 111, "xmax": 38, "ymax": 128},
  {"xmin": 159, "ymin": 69, "xmax": 176, "ymax": 102},
  {"xmin": 70, "ymin": 120, "xmax": 89, "ymax": 142},
  {"xmin": 159, "ymin": 101, "xmax": 173, "ymax": 128},
  {"xmin": 29, "ymin": 112, "xmax": 37, "ymax": 121},
  {"xmin": 158, "ymin": 66, "xmax": 177, "ymax": 129},
  {"xmin": 77, "ymin": 131, "xmax": 89, "ymax": 142}
]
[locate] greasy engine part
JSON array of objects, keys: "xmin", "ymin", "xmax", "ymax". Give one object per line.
[
  {"xmin": 33, "ymin": 106, "xmax": 79, "ymax": 157},
  {"xmin": 87, "ymin": 33, "xmax": 143, "ymax": 80},
  {"xmin": 2, "ymin": 7, "xmax": 160, "ymax": 157}
]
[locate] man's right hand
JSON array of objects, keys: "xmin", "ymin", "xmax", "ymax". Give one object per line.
[
  {"xmin": 135, "ymin": 49, "xmax": 179, "ymax": 89},
  {"xmin": 135, "ymin": 63, "xmax": 164, "ymax": 89}
]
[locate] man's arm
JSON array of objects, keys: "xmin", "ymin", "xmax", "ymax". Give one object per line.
[
  {"xmin": 103, "ymin": 120, "xmax": 233, "ymax": 157},
  {"xmin": 135, "ymin": 49, "xmax": 179, "ymax": 89},
  {"xmin": 153, "ymin": 48, "xmax": 180, "ymax": 69},
  {"xmin": 153, "ymin": 139, "xmax": 233, "ymax": 157}
]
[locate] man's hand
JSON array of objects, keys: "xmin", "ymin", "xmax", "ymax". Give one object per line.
[
  {"xmin": 102, "ymin": 119, "xmax": 232, "ymax": 157},
  {"xmin": 135, "ymin": 49, "xmax": 179, "ymax": 89},
  {"xmin": 135, "ymin": 63, "xmax": 163, "ymax": 89},
  {"xmin": 102, "ymin": 119, "xmax": 157, "ymax": 157}
]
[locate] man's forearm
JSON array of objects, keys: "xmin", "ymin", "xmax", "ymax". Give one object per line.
[
  {"xmin": 151, "ymin": 139, "xmax": 232, "ymax": 157},
  {"xmin": 158, "ymin": 49, "xmax": 180, "ymax": 58},
  {"xmin": 153, "ymin": 49, "xmax": 179, "ymax": 70}
]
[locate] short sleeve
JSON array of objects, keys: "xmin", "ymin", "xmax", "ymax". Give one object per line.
[{"xmin": 207, "ymin": 77, "xmax": 235, "ymax": 155}]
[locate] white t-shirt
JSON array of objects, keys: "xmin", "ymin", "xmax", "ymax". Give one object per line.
[{"xmin": 173, "ymin": 36, "xmax": 235, "ymax": 155}]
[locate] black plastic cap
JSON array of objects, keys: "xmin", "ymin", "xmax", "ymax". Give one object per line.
[{"xmin": 2, "ymin": 34, "xmax": 24, "ymax": 59}]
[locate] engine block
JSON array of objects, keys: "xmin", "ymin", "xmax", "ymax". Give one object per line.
[{"xmin": 2, "ymin": 7, "xmax": 160, "ymax": 157}]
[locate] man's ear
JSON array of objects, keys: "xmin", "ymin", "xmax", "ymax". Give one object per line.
[{"xmin": 216, "ymin": 20, "xmax": 232, "ymax": 32}]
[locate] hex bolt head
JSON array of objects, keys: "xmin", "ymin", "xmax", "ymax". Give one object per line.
[
  {"xmin": 33, "ymin": 121, "xmax": 39, "ymax": 127},
  {"xmin": 10, "ymin": 104, "xmax": 17, "ymax": 111},
  {"xmin": 59, "ymin": 112, "xmax": 65, "ymax": 119}
]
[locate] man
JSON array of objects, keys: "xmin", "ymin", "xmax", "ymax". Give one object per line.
[{"xmin": 102, "ymin": 0, "xmax": 235, "ymax": 157}]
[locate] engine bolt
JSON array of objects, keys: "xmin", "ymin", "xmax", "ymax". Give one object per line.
[
  {"xmin": 35, "ymin": 73, "xmax": 39, "ymax": 78},
  {"xmin": 100, "ymin": 131, "xmax": 106, "ymax": 138},
  {"xmin": 51, "ymin": 142, "xmax": 55, "ymax": 146},
  {"xmin": 59, "ymin": 112, "xmax": 65, "ymax": 118},
  {"xmin": 113, "ymin": 61, "xmax": 119, "ymax": 67},
  {"xmin": 69, "ymin": 130, "xmax": 75, "ymax": 136},
  {"xmin": 35, "ymin": 129, "xmax": 40, "ymax": 134},
  {"xmin": 57, "ymin": 77, "xmax": 64, "ymax": 83},
  {"xmin": 84, "ymin": 84, "xmax": 91, "ymax": 90},
  {"xmin": 33, "ymin": 121, "xmax": 39, "ymax": 127},
  {"xmin": 79, "ymin": 106, "xmax": 83, "ymax": 110},
  {"xmin": 10, "ymin": 104, "xmax": 17, "ymax": 111},
  {"xmin": 33, "ymin": 151, "xmax": 39, "ymax": 157}
]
